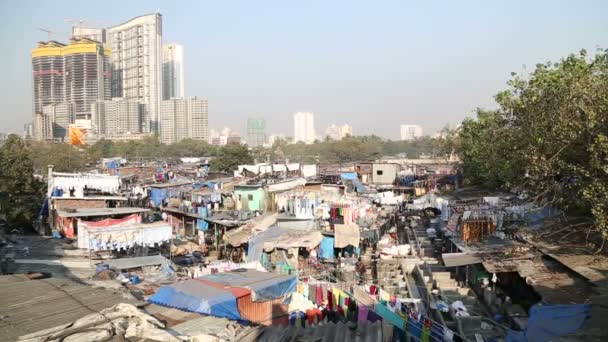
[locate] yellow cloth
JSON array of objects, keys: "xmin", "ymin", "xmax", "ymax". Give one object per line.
[{"xmin": 379, "ymin": 289, "xmax": 391, "ymax": 302}]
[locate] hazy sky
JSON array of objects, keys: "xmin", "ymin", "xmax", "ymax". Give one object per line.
[{"xmin": 0, "ymin": 0, "xmax": 606, "ymax": 139}]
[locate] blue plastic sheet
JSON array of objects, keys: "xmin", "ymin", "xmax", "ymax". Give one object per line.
[
  {"xmin": 197, "ymin": 219, "xmax": 209, "ymax": 231},
  {"xmin": 149, "ymin": 280, "xmax": 242, "ymax": 320},
  {"xmin": 340, "ymin": 173, "xmax": 358, "ymax": 181},
  {"xmin": 200, "ymin": 269, "xmax": 296, "ymax": 302},
  {"xmin": 150, "ymin": 188, "xmax": 167, "ymax": 207},
  {"xmin": 39, "ymin": 198, "xmax": 48, "ymax": 217},
  {"xmin": 505, "ymin": 303, "xmax": 591, "ymax": 342},
  {"xmin": 105, "ymin": 161, "xmax": 119, "ymax": 169},
  {"xmin": 526, "ymin": 304, "xmax": 591, "ymax": 341},
  {"xmin": 319, "ymin": 237, "xmax": 335, "ymax": 260}
]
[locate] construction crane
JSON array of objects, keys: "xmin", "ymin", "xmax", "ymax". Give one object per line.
[
  {"xmin": 64, "ymin": 18, "xmax": 85, "ymax": 28},
  {"xmin": 36, "ymin": 28, "xmax": 55, "ymax": 40}
]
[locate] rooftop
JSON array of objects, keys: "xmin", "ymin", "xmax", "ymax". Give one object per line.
[
  {"xmin": 0, "ymin": 276, "xmax": 138, "ymax": 340},
  {"xmin": 56, "ymin": 207, "xmax": 150, "ymax": 218}
]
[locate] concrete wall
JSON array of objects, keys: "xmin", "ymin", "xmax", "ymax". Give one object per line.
[
  {"xmin": 54, "ymin": 199, "xmax": 107, "ymax": 210},
  {"xmin": 371, "ymin": 163, "xmax": 399, "ymax": 185}
]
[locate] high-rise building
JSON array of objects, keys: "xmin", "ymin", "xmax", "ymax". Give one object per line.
[
  {"xmin": 400, "ymin": 124, "xmax": 423, "ymax": 141},
  {"xmin": 72, "ymin": 27, "xmax": 106, "ymax": 44},
  {"xmin": 267, "ymin": 133, "xmax": 287, "ymax": 146},
  {"xmin": 32, "ymin": 41, "xmax": 66, "ymax": 119},
  {"xmin": 107, "ymin": 13, "xmax": 163, "ymax": 133},
  {"xmin": 247, "ymin": 118, "xmax": 266, "ymax": 148},
  {"xmin": 33, "ymin": 112, "xmax": 53, "ymax": 141},
  {"xmin": 63, "ymin": 38, "xmax": 111, "ymax": 119},
  {"xmin": 160, "ymin": 97, "xmax": 208, "ymax": 144},
  {"xmin": 31, "ymin": 38, "xmax": 110, "ymax": 140},
  {"xmin": 325, "ymin": 123, "xmax": 353, "ymax": 140},
  {"xmin": 162, "ymin": 43, "xmax": 184, "ymax": 100},
  {"xmin": 293, "ymin": 112, "xmax": 316, "ymax": 144},
  {"xmin": 91, "ymin": 98, "xmax": 144, "ymax": 138},
  {"xmin": 42, "ymin": 102, "xmax": 75, "ymax": 141}
]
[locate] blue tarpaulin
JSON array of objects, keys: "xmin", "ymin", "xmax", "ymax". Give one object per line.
[
  {"xmin": 149, "ymin": 280, "xmax": 242, "ymax": 320},
  {"xmin": 505, "ymin": 303, "xmax": 591, "ymax": 342},
  {"xmin": 319, "ymin": 236, "xmax": 335, "ymax": 260},
  {"xmin": 105, "ymin": 161, "xmax": 119, "ymax": 169},
  {"xmin": 340, "ymin": 173, "xmax": 358, "ymax": 181},
  {"xmin": 150, "ymin": 188, "xmax": 167, "ymax": 207},
  {"xmin": 200, "ymin": 269, "xmax": 296, "ymax": 302},
  {"xmin": 39, "ymin": 198, "xmax": 49, "ymax": 217},
  {"xmin": 197, "ymin": 219, "xmax": 209, "ymax": 231}
]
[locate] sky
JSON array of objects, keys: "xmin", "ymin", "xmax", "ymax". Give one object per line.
[{"xmin": 0, "ymin": 0, "xmax": 606, "ymax": 139}]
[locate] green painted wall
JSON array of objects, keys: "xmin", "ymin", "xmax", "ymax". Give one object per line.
[{"xmin": 234, "ymin": 187, "xmax": 266, "ymax": 211}]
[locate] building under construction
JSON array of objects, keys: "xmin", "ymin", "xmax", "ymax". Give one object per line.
[{"xmin": 31, "ymin": 38, "xmax": 110, "ymax": 141}]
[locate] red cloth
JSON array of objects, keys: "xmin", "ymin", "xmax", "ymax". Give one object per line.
[
  {"xmin": 80, "ymin": 214, "xmax": 141, "ymax": 227},
  {"xmin": 316, "ymin": 285, "xmax": 323, "ymax": 305},
  {"xmin": 306, "ymin": 309, "xmax": 315, "ymax": 325},
  {"xmin": 370, "ymin": 285, "xmax": 377, "ymax": 295},
  {"xmin": 327, "ymin": 289, "xmax": 333, "ymax": 310},
  {"xmin": 337, "ymin": 305, "xmax": 345, "ymax": 317}
]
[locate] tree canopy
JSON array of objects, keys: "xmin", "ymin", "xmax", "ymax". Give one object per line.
[
  {"xmin": 0, "ymin": 135, "xmax": 45, "ymax": 229},
  {"xmin": 458, "ymin": 49, "xmax": 608, "ymax": 240}
]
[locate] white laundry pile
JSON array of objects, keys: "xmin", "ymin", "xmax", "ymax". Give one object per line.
[
  {"xmin": 288, "ymin": 292, "xmax": 316, "ymax": 312},
  {"xmin": 79, "ymin": 222, "xmax": 172, "ymax": 251},
  {"xmin": 381, "ymin": 244, "xmax": 411, "ymax": 256},
  {"xmin": 451, "ymin": 300, "xmax": 470, "ymax": 317},
  {"xmin": 200, "ymin": 260, "xmax": 266, "ymax": 275}
]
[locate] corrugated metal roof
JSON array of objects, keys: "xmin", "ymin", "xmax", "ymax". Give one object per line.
[
  {"xmin": 169, "ymin": 316, "xmax": 262, "ymax": 342},
  {"xmin": 258, "ymin": 321, "xmax": 384, "ymax": 342},
  {"xmin": 105, "ymin": 254, "xmax": 170, "ymax": 270},
  {"xmin": 442, "ymin": 252, "xmax": 482, "ymax": 267},
  {"xmin": 0, "ymin": 276, "xmax": 139, "ymax": 340},
  {"xmin": 56, "ymin": 207, "xmax": 149, "ymax": 217}
]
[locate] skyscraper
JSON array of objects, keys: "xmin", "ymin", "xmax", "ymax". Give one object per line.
[
  {"xmin": 162, "ymin": 43, "xmax": 184, "ymax": 100},
  {"xmin": 160, "ymin": 97, "xmax": 208, "ymax": 144},
  {"xmin": 107, "ymin": 13, "xmax": 163, "ymax": 133},
  {"xmin": 325, "ymin": 124, "xmax": 353, "ymax": 140},
  {"xmin": 72, "ymin": 27, "xmax": 106, "ymax": 44},
  {"xmin": 63, "ymin": 38, "xmax": 111, "ymax": 119},
  {"xmin": 247, "ymin": 118, "xmax": 266, "ymax": 148},
  {"xmin": 293, "ymin": 112, "xmax": 316, "ymax": 144},
  {"xmin": 92, "ymin": 98, "xmax": 144, "ymax": 137},
  {"xmin": 42, "ymin": 102, "xmax": 75, "ymax": 141},
  {"xmin": 32, "ymin": 41, "xmax": 66, "ymax": 119},
  {"xmin": 400, "ymin": 124, "xmax": 423, "ymax": 141},
  {"xmin": 31, "ymin": 38, "xmax": 110, "ymax": 140}
]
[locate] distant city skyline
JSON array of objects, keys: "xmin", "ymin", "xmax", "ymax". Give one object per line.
[{"xmin": 0, "ymin": 1, "xmax": 606, "ymax": 139}]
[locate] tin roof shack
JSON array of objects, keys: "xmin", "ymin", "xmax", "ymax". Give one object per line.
[
  {"xmin": 371, "ymin": 163, "xmax": 399, "ymax": 185},
  {"xmin": 235, "ymin": 184, "xmax": 267, "ymax": 212},
  {"xmin": 149, "ymin": 269, "xmax": 296, "ymax": 325},
  {"xmin": 0, "ymin": 275, "xmax": 140, "ymax": 341},
  {"xmin": 355, "ymin": 162, "xmax": 373, "ymax": 184}
]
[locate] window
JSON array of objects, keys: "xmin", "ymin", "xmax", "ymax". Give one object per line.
[
  {"xmin": 376, "ymin": 170, "xmax": 383, "ymax": 175},
  {"xmin": 248, "ymin": 194, "xmax": 254, "ymax": 201}
]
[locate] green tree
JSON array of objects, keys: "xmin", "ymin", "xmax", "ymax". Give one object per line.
[
  {"xmin": 459, "ymin": 49, "xmax": 608, "ymax": 241},
  {"xmin": 0, "ymin": 135, "xmax": 44, "ymax": 230},
  {"xmin": 29, "ymin": 141, "xmax": 92, "ymax": 173},
  {"xmin": 213, "ymin": 143, "xmax": 253, "ymax": 172}
]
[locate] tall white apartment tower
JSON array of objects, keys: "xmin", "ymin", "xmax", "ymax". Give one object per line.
[
  {"xmin": 107, "ymin": 13, "xmax": 163, "ymax": 133},
  {"xmin": 293, "ymin": 112, "xmax": 316, "ymax": 144},
  {"xmin": 161, "ymin": 97, "xmax": 209, "ymax": 144},
  {"xmin": 162, "ymin": 43, "xmax": 184, "ymax": 100},
  {"xmin": 400, "ymin": 124, "xmax": 424, "ymax": 141}
]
